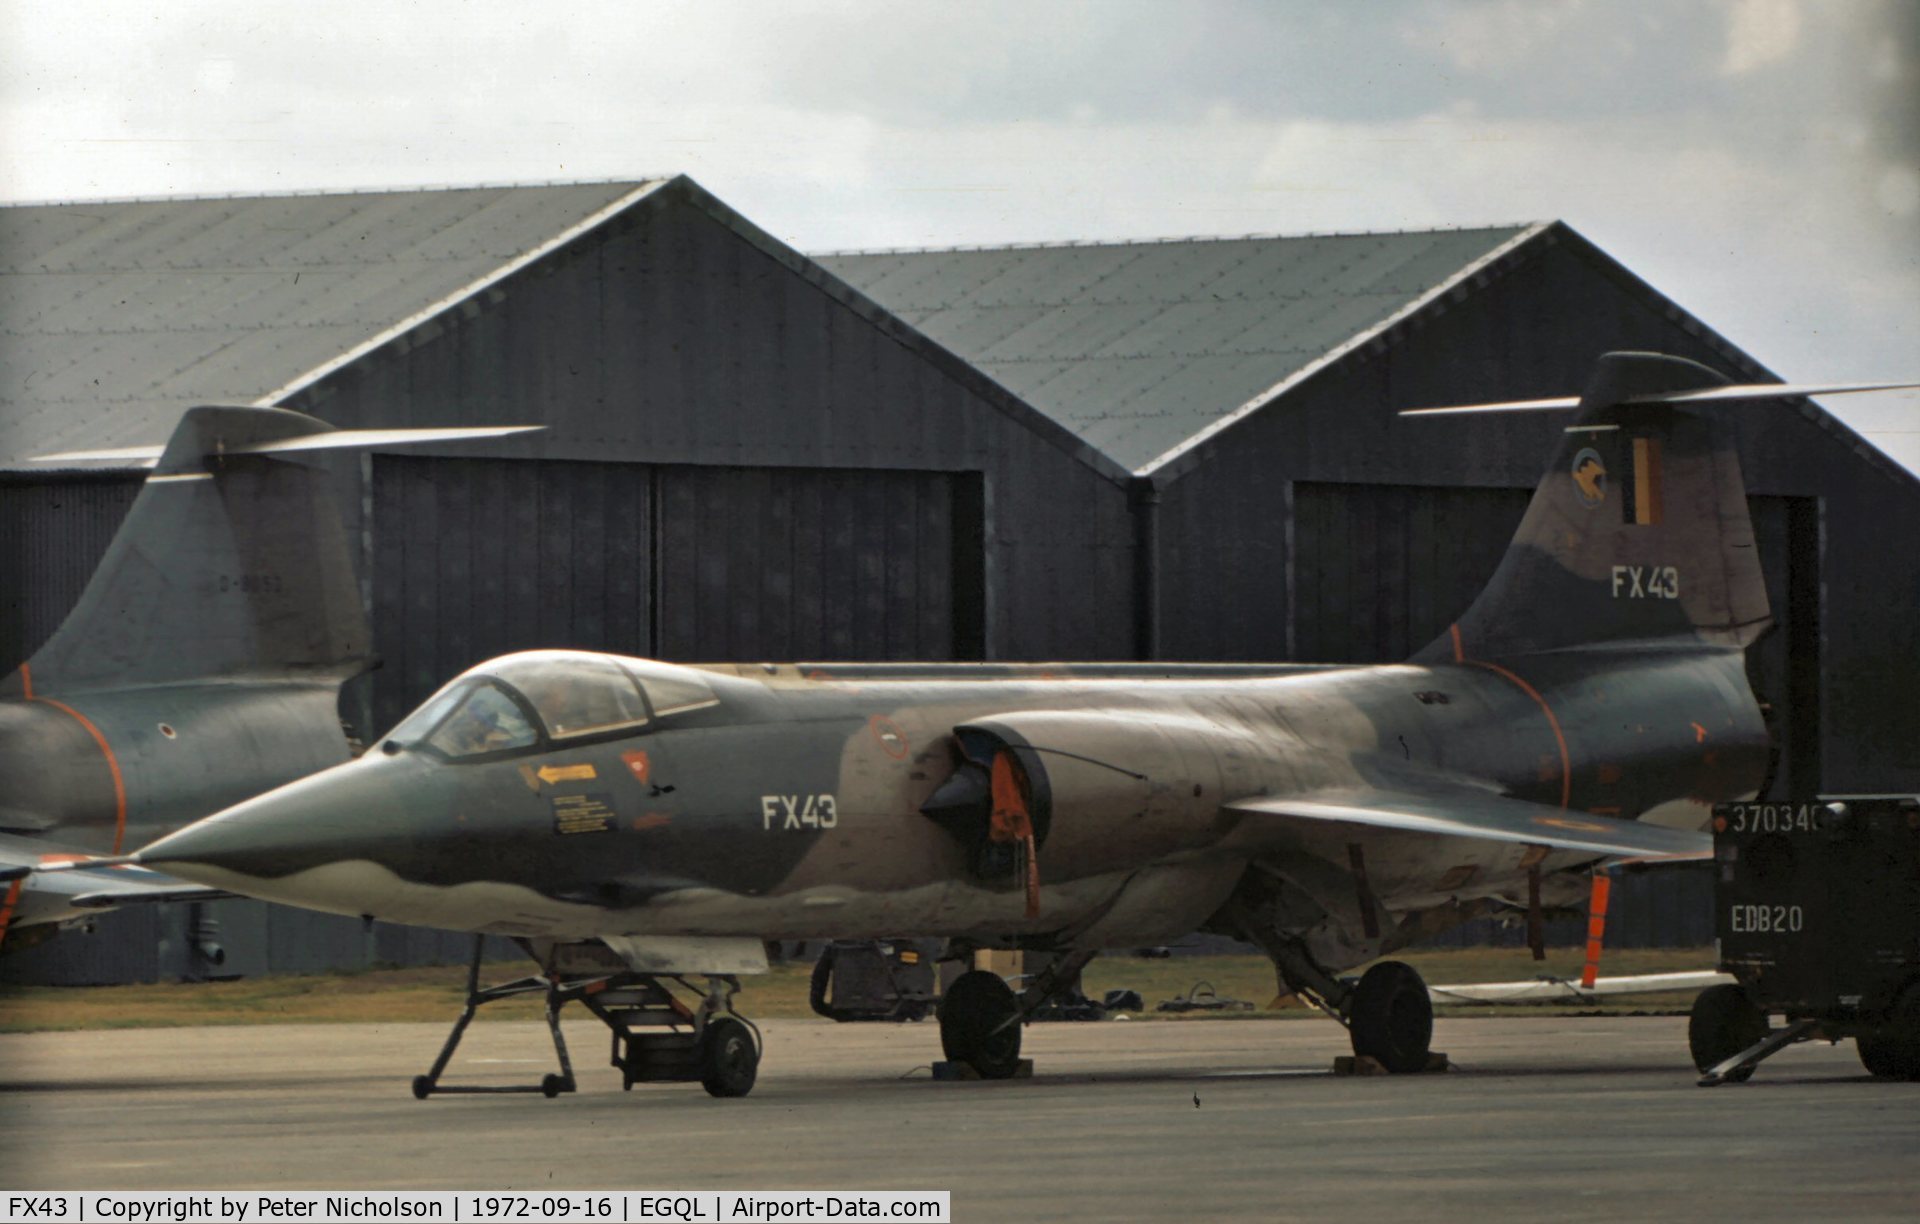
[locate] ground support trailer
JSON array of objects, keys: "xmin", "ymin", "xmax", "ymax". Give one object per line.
[{"xmin": 1693, "ymin": 797, "xmax": 1920, "ymax": 1085}]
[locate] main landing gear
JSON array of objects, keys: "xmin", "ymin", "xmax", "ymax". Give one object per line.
[
  {"xmin": 411, "ymin": 936, "xmax": 762, "ymax": 1100},
  {"xmin": 934, "ymin": 948, "xmax": 1099, "ymax": 1079},
  {"xmin": 938, "ymin": 970, "xmax": 1025, "ymax": 1078},
  {"xmin": 1255, "ymin": 935, "xmax": 1441, "ymax": 1074},
  {"xmin": 933, "ymin": 943, "xmax": 1438, "ymax": 1079},
  {"xmin": 1346, "ymin": 961, "xmax": 1437, "ymax": 1074}
]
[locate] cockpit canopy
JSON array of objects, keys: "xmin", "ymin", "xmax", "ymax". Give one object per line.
[{"xmin": 383, "ymin": 650, "xmax": 720, "ymax": 760}]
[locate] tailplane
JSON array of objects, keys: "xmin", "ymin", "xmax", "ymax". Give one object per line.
[
  {"xmin": 6, "ymin": 406, "xmax": 538, "ymax": 695},
  {"xmin": 1406, "ymin": 351, "xmax": 1872, "ymax": 662}
]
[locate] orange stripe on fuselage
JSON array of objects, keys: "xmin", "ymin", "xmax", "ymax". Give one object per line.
[
  {"xmin": 18, "ymin": 662, "xmax": 33, "ymax": 700},
  {"xmin": 1448, "ymin": 623, "xmax": 1464, "ymax": 663},
  {"xmin": 1461, "ymin": 658, "xmax": 1572, "ymax": 810},
  {"xmin": 31, "ymin": 695, "xmax": 129, "ymax": 854},
  {"xmin": 0, "ymin": 878, "xmax": 22, "ymax": 950}
]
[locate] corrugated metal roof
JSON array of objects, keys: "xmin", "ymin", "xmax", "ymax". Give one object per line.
[
  {"xmin": 819, "ymin": 225, "xmax": 1539, "ymax": 472},
  {"xmin": 0, "ymin": 181, "xmax": 664, "ymax": 467}
]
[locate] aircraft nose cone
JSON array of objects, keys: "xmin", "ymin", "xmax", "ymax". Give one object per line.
[{"xmin": 138, "ymin": 757, "xmax": 412, "ymax": 904}]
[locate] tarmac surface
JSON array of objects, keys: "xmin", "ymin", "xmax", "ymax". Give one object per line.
[{"xmin": 2, "ymin": 1014, "xmax": 1917, "ymax": 1220}]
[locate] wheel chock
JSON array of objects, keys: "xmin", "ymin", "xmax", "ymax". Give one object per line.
[
  {"xmin": 931, "ymin": 1058, "xmax": 1035, "ymax": 1081},
  {"xmin": 1332, "ymin": 1052, "xmax": 1450, "ymax": 1075}
]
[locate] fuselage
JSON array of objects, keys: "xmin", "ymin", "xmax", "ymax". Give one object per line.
[
  {"xmin": 0, "ymin": 680, "xmax": 353, "ymax": 929},
  {"xmin": 139, "ymin": 646, "xmax": 1768, "ymax": 950}
]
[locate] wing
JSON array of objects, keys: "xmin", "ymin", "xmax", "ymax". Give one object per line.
[
  {"xmin": 1225, "ymin": 786, "xmax": 1711, "ymax": 861},
  {"xmin": 0, "ymin": 832, "xmax": 235, "ymax": 940}
]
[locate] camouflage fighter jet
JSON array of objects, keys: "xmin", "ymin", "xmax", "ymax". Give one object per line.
[
  {"xmin": 0, "ymin": 406, "xmax": 537, "ymax": 953},
  {"xmin": 117, "ymin": 353, "xmax": 1920, "ymax": 1096}
]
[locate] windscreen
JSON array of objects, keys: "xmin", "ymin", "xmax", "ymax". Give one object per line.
[
  {"xmin": 423, "ymin": 682, "xmax": 539, "ymax": 757},
  {"xmin": 491, "ymin": 654, "xmax": 650, "ymax": 739}
]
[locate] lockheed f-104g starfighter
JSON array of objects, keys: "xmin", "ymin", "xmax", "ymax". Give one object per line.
[{"xmin": 118, "ymin": 353, "xmax": 1920, "ymax": 1096}]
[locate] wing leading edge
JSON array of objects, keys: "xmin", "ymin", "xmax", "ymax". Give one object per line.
[{"xmin": 1225, "ymin": 787, "xmax": 1711, "ymax": 861}]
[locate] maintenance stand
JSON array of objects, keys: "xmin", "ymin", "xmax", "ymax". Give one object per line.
[{"xmin": 410, "ymin": 937, "xmax": 761, "ymax": 1099}]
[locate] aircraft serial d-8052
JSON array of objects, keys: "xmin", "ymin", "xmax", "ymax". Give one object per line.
[
  {"xmin": 119, "ymin": 353, "xmax": 1920, "ymax": 1098},
  {"xmin": 0, "ymin": 406, "xmax": 537, "ymax": 952}
]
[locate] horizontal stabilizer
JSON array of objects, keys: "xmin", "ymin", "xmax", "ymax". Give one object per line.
[
  {"xmin": 1403, "ymin": 378, "xmax": 1920, "ymax": 417},
  {"xmin": 1227, "ymin": 787, "xmax": 1711, "ymax": 860},
  {"xmin": 1428, "ymin": 970, "xmax": 1733, "ymax": 1004},
  {"xmin": 33, "ymin": 424, "xmax": 542, "ymax": 467}
]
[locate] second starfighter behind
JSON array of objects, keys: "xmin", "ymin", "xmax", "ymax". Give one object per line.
[{"xmin": 128, "ymin": 353, "xmax": 1920, "ymax": 1095}]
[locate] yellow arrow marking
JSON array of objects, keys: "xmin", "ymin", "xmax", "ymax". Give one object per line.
[{"xmin": 537, "ymin": 763, "xmax": 598, "ymax": 785}]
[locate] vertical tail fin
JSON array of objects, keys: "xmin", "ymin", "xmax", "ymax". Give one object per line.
[
  {"xmin": 8, "ymin": 408, "xmax": 536, "ymax": 696},
  {"xmin": 1412, "ymin": 352, "xmax": 1771, "ymax": 662},
  {"xmin": 6, "ymin": 407, "xmax": 374, "ymax": 694}
]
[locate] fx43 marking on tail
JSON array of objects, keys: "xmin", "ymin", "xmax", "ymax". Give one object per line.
[{"xmin": 1611, "ymin": 565, "xmax": 1679, "ymax": 599}]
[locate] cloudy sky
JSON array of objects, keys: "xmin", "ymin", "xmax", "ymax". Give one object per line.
[{"xmin": 5, "ymin": 1, "xmax": 1917, "ymax": 460}]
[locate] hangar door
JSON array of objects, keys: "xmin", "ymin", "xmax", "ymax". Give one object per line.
[
  {"xmin": 0, "ymin": 474, "xmax": 145, "ymax": 670},
  {"xmin": 370, "ymin": 456, "xmax": 983, "ymax": 734},
  {"xmin": 1290, "ymin": 482, "xmax": 1818, "ymax": 799}
]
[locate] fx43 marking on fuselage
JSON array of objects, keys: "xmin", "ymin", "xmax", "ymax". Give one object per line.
[
  {"xmin": 761, "ymin": 794, "xmax": 838, "ymax": 831},
  {"xmin": 1611, "ymin": 565, "xmax": 1679, "ymax": 599}
]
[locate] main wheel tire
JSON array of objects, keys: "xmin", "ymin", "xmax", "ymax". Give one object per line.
[
  {"xmin": 1858, "ymin": 984, "xmax": 1920, "ymax": 1080},
  {"xmin": 1348, "ymin": 961, "xmax": 1434, "ymax": 1074},
  {"xmin": 1689, "ymin": 984, "xmax": 1768, "ymax": 1075},
  {"xmin": 939, "ymin": 969, "xmax": 1023, "ymax": 1078},
  {"xmin": 699, "ymin": 1017, "xmax": 759, "ymax": 1098}
]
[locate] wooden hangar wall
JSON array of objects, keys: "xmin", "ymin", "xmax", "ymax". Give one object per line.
[
  {"xmin": 1151, "ymin": 220, "xmax": 1920, "ymax": 805},
  {"xmin": 280, "ymin": 178, "xmax": 1138, "ymax": 737}
]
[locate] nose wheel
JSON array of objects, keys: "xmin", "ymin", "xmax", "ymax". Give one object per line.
[{"xmin": 698, "ymin": 1016, "xmax": 760, "ymax": 1098}]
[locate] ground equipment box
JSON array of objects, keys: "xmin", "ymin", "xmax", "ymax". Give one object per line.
[
  {"xmin": 808, "ymin": 939, "xmax": 941, "ymax": 1022},
  {"xmin": 1691, "ymin": 796, "xmax": 1920, "ymax": 1084}
]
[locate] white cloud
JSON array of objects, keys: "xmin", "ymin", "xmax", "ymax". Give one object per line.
[
  {"xmin": 1722, "ymin": 0, "xmax": 1803, "ymax": 76},
  {"xmin": 1407, "ymin": 0, "xmax": 1596, "ymax": 74},
  {"xmin": 1880, "ymin": 165, "xmax": 1920, "ymax": 217}
]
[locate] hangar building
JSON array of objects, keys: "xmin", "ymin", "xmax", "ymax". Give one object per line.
[{"xmin": 3, "ymin": 175, "xmax": 1916, "ymax": 981}]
